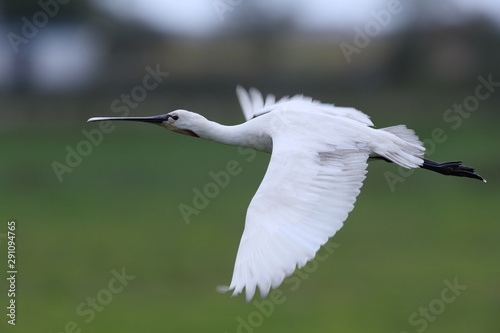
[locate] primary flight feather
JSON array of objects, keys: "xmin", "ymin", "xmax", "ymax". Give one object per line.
[{"xmin": 88, "ymin": 86, "xmax": 485, "ymax": 301}]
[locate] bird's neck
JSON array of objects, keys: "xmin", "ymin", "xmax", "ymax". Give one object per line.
[{"xmin": 197, "ymin": 120, "xmax": 271, "ymax": 153}]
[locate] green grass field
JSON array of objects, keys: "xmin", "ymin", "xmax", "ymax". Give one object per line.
[{"xmin": 1, "ymin": 109, "xmax": 499, "ymax": 333}]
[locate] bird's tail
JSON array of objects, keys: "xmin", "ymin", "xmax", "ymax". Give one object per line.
[
  {"xmin": 376, "ymin": 125, "xmax": 425, "ymax": 169},
  {"xmin": 376, "ymin": 125, "xmax": 486, "ymax": 182}
]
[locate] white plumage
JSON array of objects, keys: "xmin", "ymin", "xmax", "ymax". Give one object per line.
[
  {"xmin": 90, "ymin": 87, "xmax": 448, "ymax": 301},
  {"xmin": 221, "ymin": 87, "xmax": 424, "ymax": 300}
]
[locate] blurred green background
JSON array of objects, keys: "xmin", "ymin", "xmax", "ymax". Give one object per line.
[{"xmin": 1, "ymin": 1, "xmax": 499, "ymax": 332}]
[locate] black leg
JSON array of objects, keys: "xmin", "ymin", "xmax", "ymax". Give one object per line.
[{"xmin": 371, "ymin": 156, "xmax": 486, "ymax": 182}]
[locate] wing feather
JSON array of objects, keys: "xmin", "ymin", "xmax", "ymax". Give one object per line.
[
  {"xmin": 236, "ymin": 85, "xmax": 254, "ymax": 121},
  {"xmin": 225, "ymin": 132, "xmax": 369, "ymax": 300}
]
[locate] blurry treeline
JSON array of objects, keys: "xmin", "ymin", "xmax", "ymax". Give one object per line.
[{"xmin": 1, "ymin": 0, "xmax": 500, "ymax": 124}]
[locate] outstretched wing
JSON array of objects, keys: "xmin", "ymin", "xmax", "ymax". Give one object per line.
[
  {"xmin": 236, "ymin": 86, "xmax": 373, "ymax": 126},
  {"xmin": 225, "ymin": 132, "xmax": 369, "ymax": 301}
]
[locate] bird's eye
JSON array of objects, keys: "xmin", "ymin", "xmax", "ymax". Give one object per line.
[{"xmin": 172, "ymin": 115, "xmax": 179, "ymax": 120}]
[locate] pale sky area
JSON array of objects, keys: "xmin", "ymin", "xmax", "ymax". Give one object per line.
[{"xmin": 90, "ymin": 0, "xmax": 500, "ymax": 36}]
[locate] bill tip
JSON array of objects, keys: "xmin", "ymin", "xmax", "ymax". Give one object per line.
[{"xmin": 88, "ymin": 117, "xmax": 104, "ymax": 123}]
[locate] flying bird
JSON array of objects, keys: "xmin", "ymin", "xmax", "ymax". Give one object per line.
[{"xmin": 88, "ymin": 87, "xmax": 485, "ymax": 301}]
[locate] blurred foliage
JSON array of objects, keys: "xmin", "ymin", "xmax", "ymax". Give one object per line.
[
  {"xmin": 2, "ymin": 0, "xmax": 92, "ymax": 20},
  {"xmin": 2, "ymin": 1, "xmax": 500, "ymax": 101}
]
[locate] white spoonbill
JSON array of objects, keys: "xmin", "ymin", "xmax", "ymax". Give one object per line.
[{"xmin": 88, "ymin": 87, "xmax": 485, "ymax": 301}]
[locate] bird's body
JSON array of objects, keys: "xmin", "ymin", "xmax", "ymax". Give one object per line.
[{"xmin": 88, "ymin": 87, "xmax": 485, "ymax": 301}]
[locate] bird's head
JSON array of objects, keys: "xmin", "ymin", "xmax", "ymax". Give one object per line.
[{"xmin": 87, "ymin": 110, "xmax": 205, "ymax": 138}]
